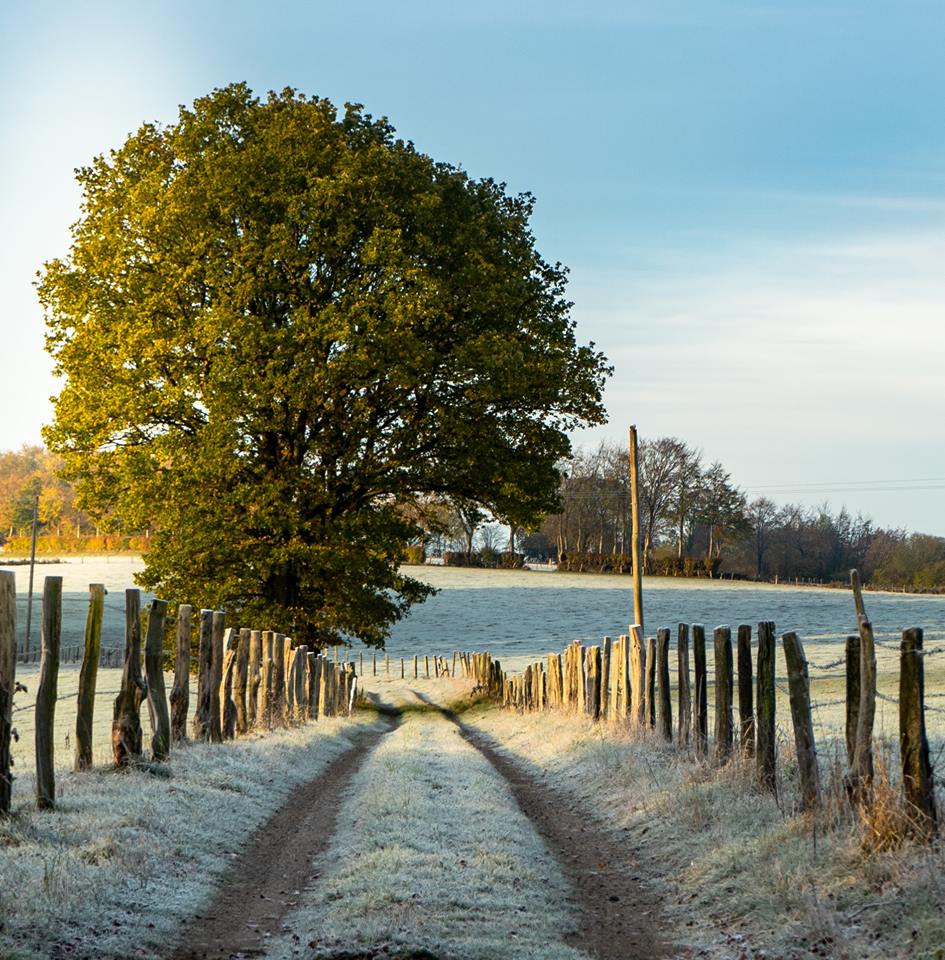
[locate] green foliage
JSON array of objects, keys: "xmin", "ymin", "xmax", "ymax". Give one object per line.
[
  {"xmin": 39, "ymin": 84, "xmax": 610, "ymax": 646},
  {"xmin": 403, "ymin": 544, "xmax": 426, "ymax": 566}
]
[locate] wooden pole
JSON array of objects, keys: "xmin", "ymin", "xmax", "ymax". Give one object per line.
[
  {"xmin": 899, "ymin": 627, "xmax": 937, "ymax": 838},
  {"xmin": 112, "ymin": 588, "xmax": 145, "ymax": 766},
  {"xmin": 235, "ymin": 627, "xmax": 250, "ymax": 734},
  {"xmin": 170, "ymin": 604, "xmax": 192, "ymax": 743},
  {"xmin": 209, "ymin": 611, "xmax": 225, "ymax": 742},
  {"xmin": 782, "ymin": 631, "xmax": 820, "ymax": 810},
  {"xmin": 850, "ymin": 570, "xmax": 876, "ymax": 795},
  {"xmin": 24, "ymin": 494, "xmax": 38, "ymax": 658},
  {"xmin": 75, "ymin": 583, "xmax": 105, "ymax": 770},
  {"xmin": 656, "ymin": 628, "xmax": 671, "ymax": 740},
  {"xmin": 599, "ymin": 636, "xmax": 611, "ymax": 721},
  {"xmin": 0, "ymin": 571, "xmax": 15, "ymax": 815},
  {"xmin": 35, "ymin": 576, "xmax": 62, "ymax": 809},
  {"xmin": 628, "ymin": 425, "xmax": 644, "ymax": 636},
  {"xmin": 193, "ymin": 609, "xmax": 214, "ymax": 741},
  {"xmin": 714, "ymin": 626, "xmax": 734, "ymax": 763},
  {"xmin": 693, "ymin": 624, "xmax": 708, "ymax": 758},
  {"xmin": 755, "ymin": 621, "xmax": 777, "ymax": 792},
  {"xmin": 219, "ymin": 628, "xmax": 239, "ymax": 738},
  {"xmin": 630, "ymin": 626, "xmax": 644, "ymax": 724},
  {"xmin": 644, "ymin": 637, "xmax": 656, "ymax": 728},
  {"xmin": 736, "ymin": 624, "xmax": 754, "ymax": 756},
  {"xmin": 586, "ymin": 645, "xmax": 601, "ymax": 721},
  {"xmin": 144, "ymin": 598, "xmax": 171, "ymax": 760},
  {"xmin": 677, "ymin": 623, "xmax": 691, "ymax": 748},
  {"xmin": 271, "ymin": 633, "xmax": 286, "ymax": 728},
  {"xmin": 844, "ymin": 634, "xmax": 860, "ymax": 769}
]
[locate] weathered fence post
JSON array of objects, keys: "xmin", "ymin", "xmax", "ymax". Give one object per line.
[
  {"xmin": 258, "ymin": 631, "xmax": 274, "ymax": 729},
  {"xmin": 677, "ymin": 623, "xmax": 691, "ymax": 748},
  {"xmin": 713, "ymin": 626, "xmax": 733, "ymax": 763},
  {"xmin": 586, "ymin": 645, "xmax": 602, "ymax": 721},
  {"xmin": 35, "ymin": 577, "xmax": 63, "ymax": 809},
  {"xmin": 220, "ymin": 628, "xmax": 239, "ymax": 739},
  {"xmin": 656, "ymin": 628, "xmax": 672, "ymax": 740},
  {"xmin": 644, "ymin": 636, "xmax": 656, "ymax": 729},
  {"xmin": 600, "ymin": 636, "xmax": 611, "ymax": 721},
  {"xmin": 75, "ymin": 583, "xmax": 105, "ymax": 770},
  {"xmin": 235, "ymin": 627, "xmax": 250, "ymax": 734},
  {"xmin": 849, "ymin": 570, "xmax": 876, "ymax": 796},
  {"xmin": 900, "ymin": 627, "xmax": 937, "ymax": 838},
  {"xmin": 209, "ymin": 611, "xmax": 225, "ymax": 743},
  {"xmin": 247, "ymin": 629, "xmax": 262, "ymax": 728},
  {"xmin": 170, "ymin": 604, "xmax": 192, "ymax": 743},
  {"xmin": 782, "ymin": 631, "xmax": 820, "ymax": 810},
  {"xmin": 576, "ymin": 644, "xmax": 587, "ymax": 714},
  {"xmin": 736, "ymin": 624, "xmax": 754, "ymax": 756},
  {"xmin": 756, "ymin": 621, "xmax": 777, "ymax": 792},
  {"xmin": 113, "ymin": 588, "xmax": 146, "ymax": 767},
  {"xmin": 844, "ymin": 634, "xmax": 860, "ymax": 768},
  {"xmin": 193, "ymin": 609, "xmax": 214, "ymax": 741},
  {"xmin": 693, "ymin": 624, "xmax": 708, "ymax": 758},
  {"xmin": 0, "ymin": 572, "xmax": 15, "ymax": 815},
  {"xmin": 271, "ymin": 633, "xmax": 286, "ymax": 728},
  {"xmin": 144, "ymin": 598, "xmax": 171, "ymax": 761},
  {"xmin": 628, "ymin": 626, "xmax": 643, "ymax": 725}
]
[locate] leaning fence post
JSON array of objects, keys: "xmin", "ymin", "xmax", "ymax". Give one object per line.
[
  {"xmin": 75, "ymin": 583, "xmax": 105, "ymax": 770},
  {"xmin": 714, "ymin": 626, "xmax": 733, "ymax": 763},
  {"xmin": 35, "ymin": 577, "xmax": 63, "ymax": 809},
  {"xmin": 170, "ymin": 604, "xmax": 192, "ymax": 743},
  {"xmin": 900, "ymin": 627, "xmax": 937, "ymax": 839},
  {"xmin": 756, "ymin": 621, "xmax": 777, "ymax": 792},
  {"xmin": 677, "ymin": 623, "xmax": 691, "ymax": 748},
  {"xmin": 782, "ymin": 631, "xmax": 820, "ymax": 810},
  {"xmin": 736, "ymin": 624, "xmax": 754, "ymax": 756},
  {"xmin": 112, "ymin": 588, "xmax": 146, "ymax": 767},
  {"xmin": 220, "ymin": 628, "xmax": 239, "ymax": 739},
  {"xmin": 0, "ymin": 571, "xmax": 17, "ymax": 815},
  {"xmin": 144, "ymin": 598, "xmax": 171, "ymax": 761},
  {"xmin": 693, "ymin": 624, "xmax": 708, "ymax": 758}
]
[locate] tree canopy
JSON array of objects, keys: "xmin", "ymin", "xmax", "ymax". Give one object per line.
[{"xmin": 39, "ymin": 83, "xmax": 611, "ymax": 646}]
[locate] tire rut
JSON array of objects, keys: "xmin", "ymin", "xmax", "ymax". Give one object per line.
[
  {"xmin": 166, "ymin": 706, "xmax": 402, "ymax": 960},
  {"xmin": 414, "ymin": 693, "xmax": 672, "ymax": 960}
]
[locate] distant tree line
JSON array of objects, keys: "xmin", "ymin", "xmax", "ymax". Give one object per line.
[{"xmin": 418, "ymin": 437, "xmax": 945, "ymax": 591}]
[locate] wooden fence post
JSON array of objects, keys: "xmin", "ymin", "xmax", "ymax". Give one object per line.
[
  {"xmin": 413, "ymin": 655, "xmax": 418, "ymax": 678},
  {"xmin": 235, "ymin": 627, "xmax": 250, "ymax": 734},
  {"xmin": 844, "ymin": 634, "xmax": 860, "ymax": 769},
  {"xmin": 220, "ymin": 628, "xmax": 239, "ymax": 739},
  {"xmin": 782, "ymin": 631, "xmax": 820, "ymax": 810},
  {"xmin": 714, "ymin": 626, "xmax": 733, "ymax": 763},
  {"xmin": 193, "ymin": 609, "xmax": 213, "ymax": 741},
  {"xmin": 170, "ymin": 604, "xmax": 192, "ymax": 743},
  {"xmin": 631, "ymin": 625, "xmax": 645, "ymax": 725},
  {"xmin": 756, "ymin": 621, "xmax": 777, "ymax": 793},
  {"xmin": 586, "ymin": 646, "xmax": 601, "ymax": 721},
  {"xmin": 247, "ymin": 629, "xmax": 262, "ymax": 728},
  {"xmin": 656, "ymin": 628, "xmax": 672, "ymax": 740},
  {"xmin": 900, "ymin": 627, "xmax": 937, "ymax": 838},
  {"xmin": 144, "ymin": 598, "xmax": 171, "ymax": 761},
  {"xmin": 849, "ymin": 570, "xmax": 876, "ymax": 795},
  {"xmin": 75, "ymin": 583, "xmax": 105, "ymax": 770},
  {"xmin": 425, "ymin": 655, "xmax": 430, "ymax": 679},
  {"xmin": 693, "ymin": 624, "xmax": 708, "ymax": 758},
  {"xmin": 644, "ymin": 636, "xmax": 656, "ymax": 729},
  {"xmin": 576, "ymin": 644, "xmax": 587, "ymax": 714},
  {"xmin": 271, "ymin": 633, "xmax": 286, "ymax": 728},
  {"xmin": 113, "ymin": 588, "xmax": 146, "ymax": 767},
  {"xmin": 677, "ymin": 623, "xmax": 691, "ymax": 748},
  {"xmin": 209, "ymin": 611, "xmax": 225, "ymax": 743},
  {"xmin": 737, "ymin": 624, "xmax": 754, "ymax": 756},
  {"xmin": 600, "ymin": 636, "xmax": 611, "ymax": 721},
  {"xmin": 35, "ymin": 577, "xmax": 63, "ymax": 809},
  {"xmin": 0, "ymin": 572, "xmax": 15, "ymax": 815},
  {"xmin": 258, "ymin": 631, "xmax": 273, "ymax": 729}
]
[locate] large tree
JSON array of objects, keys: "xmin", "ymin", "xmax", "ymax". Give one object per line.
[{"xmin": 39, "ymin": 84, "xmax": 610, "ymax": 646}]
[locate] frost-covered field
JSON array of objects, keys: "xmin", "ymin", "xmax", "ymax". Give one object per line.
[
  {"xmin": 266, "ymin": 689, "xmax": 586, "ymax": 960},
  {"xmin": 0, "ymin": 711, "xmax": 382, "ymax": 960}
]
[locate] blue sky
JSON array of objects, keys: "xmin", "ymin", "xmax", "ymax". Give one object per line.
[{"xmin": 2, "ymin": 1, "xmax": 944, "ymax": 531}]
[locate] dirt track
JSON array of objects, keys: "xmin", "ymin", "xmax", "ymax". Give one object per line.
[{"xmin": 167, "ymin": 709, "xmax": 401, "ymax": 960}]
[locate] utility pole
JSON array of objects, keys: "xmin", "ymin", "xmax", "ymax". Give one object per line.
[
  {"xmin": 24, "ymin": 493, "xmax": 39, "ymax": 657},
  {"xmin": 628, "ymin": 426, "xmax": 644, "ymax": 635}
]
